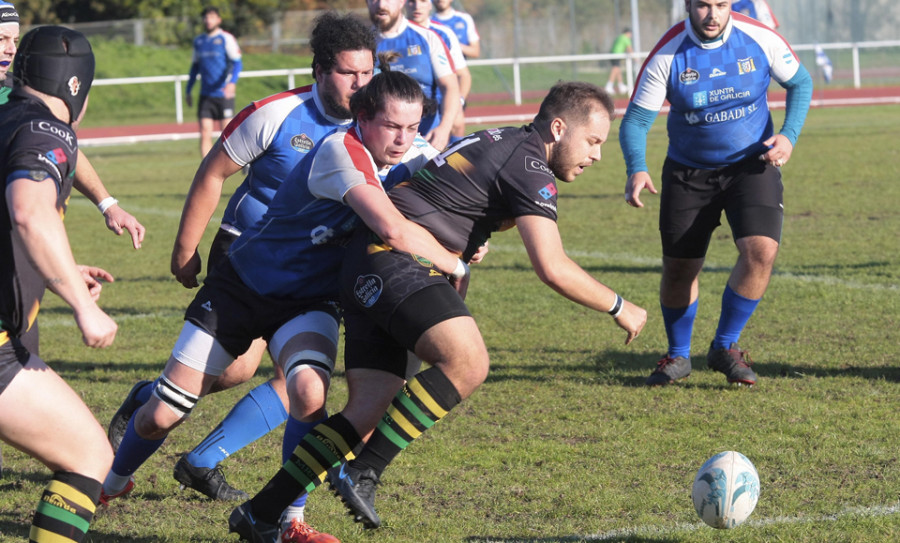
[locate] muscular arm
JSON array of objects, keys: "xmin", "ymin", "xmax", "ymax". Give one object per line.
[
  {"xmin": 6, "ymin": 179, "xmax": 117, "ymax": 347},
  {"xmin": 171, "ymin": 141, "xmax": 243, "ymax": 287},
  {"xmin": 345, "ymin": 183, "xmax": 462, "ymax": 275},
  {"xmin": 516, "ymin": 214, "xmax": 646, "ymax": 344},
  {"xmin": 73, "ymin": 150, "xmax": 146, "ymax": 249}
]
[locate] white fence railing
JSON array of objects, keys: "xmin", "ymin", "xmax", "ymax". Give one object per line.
[{"xmin": 92, "ymin": 40, "xmax": 900, "ymax": 124}]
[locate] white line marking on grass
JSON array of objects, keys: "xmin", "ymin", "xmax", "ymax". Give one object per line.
[
  {"xmin": 39, "ymin": 311, "xmax": 182, "ymax": 328},
  {"xmin": 583, "ymin": 503, "xmax": 900, "ymax": 541},
  {"xmin": 477, "ymin": 503, "xmax": 900, "ymax": 542},
  {"xmin": 488, "ymin": 244, "xmax": 900, "ymax": 292},
  {"xmin": 67, "ymin": 197, "xmax": 191, "ymax": 219}
]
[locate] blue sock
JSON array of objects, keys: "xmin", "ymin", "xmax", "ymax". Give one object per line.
[
  {"xmin": 186, "ymin": 381, "xmax": 288, "ymax": 469},
  {"xmin": 661, "ymin": 299, "xmax": 698, "ymax": 359},
  {"xmin": 282, "ymin": 414, "xmax": 328, "ymax": 509},
  {"xmin": 111, "ymin": 414, "xmax": 166, "ymax": 477},
  {"xmin": 713, "ymin": 284, "xmax": 760, "ymax": 350},
  {"xmin": 136, "ymin": 379, "xmax": 155, "ymax": 404}
]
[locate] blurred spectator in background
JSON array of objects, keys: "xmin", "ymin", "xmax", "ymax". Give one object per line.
[{"xmin": 605, "ymin": 27, "xmax": 633, "ymax": 96}]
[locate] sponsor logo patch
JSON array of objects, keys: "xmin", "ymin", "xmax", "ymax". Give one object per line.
[
  {"xmin": 354, "ymin": 274, "xmax": 383, "ymax": 308},
  {"xmin": 709, "ymin": 67, "xmax": 727, "ymax": 78},
  {"xmin": 737, "ymin": 57, "xmax": 756, "ymax": 75},
  {"xmin": 680, "ymin": 67, "xmax": 699, "ymax": 84},
  {"xmin": 692, "ymin": 91, "xmax": 708, "ymax": 108},
  {"xmin": 538, "ymin": 183, "xmax": 557, "ymax": 200},
  {"xmin": 45, "ymin": 148, "xmax": 68, "ymax": 165},
  {"xmin": 525, "ymin": 156, "xmax": 553, "ymax": 178},
  {"xmin": 291, "ymin": 133, "xmax": 314, "ymax": 152}
]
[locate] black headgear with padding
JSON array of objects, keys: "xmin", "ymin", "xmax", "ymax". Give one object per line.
[{"xmin": 13, "ymin": 26, "xmax": 95, "ymax": 124}]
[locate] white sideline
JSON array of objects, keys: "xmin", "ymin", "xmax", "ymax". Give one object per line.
[
  {"xmin": 475, "ymin": 503, "xmax": 900, "ymax": 542},
  {"xmin": 489, "ymin": 244, "xmax": 900, "ymax": 292}
]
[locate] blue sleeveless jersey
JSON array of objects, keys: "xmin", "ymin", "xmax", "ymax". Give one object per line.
[
  {"xmin": 228, "ymin": 129, "xmax": 436, "ymax": 300},
  {"xmin": 376, "ymin": 18, "xmax": 455, "ymax": 135},
  {"xmin": 218, "ymin": 84, "xmax": 351, "ymax": 235},
  {"xmin": 631, "ymin": 13, "xmax": 800, "ymax": 168}
]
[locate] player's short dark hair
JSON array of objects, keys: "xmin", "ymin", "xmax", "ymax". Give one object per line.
[
  {"xmin": 535, "ymin": 81, "xmax": 616, "ymax": 125},
  {"xmin": 201, "ymin": 6, "xmax": 220, "ymax": 17},
  {"xmin": 310, "ymin": 11, "xmax": 377, "ymax": 74},
  {"xmin": 349, "ymin": 67, "xmax": 424, "ymax": 122}
]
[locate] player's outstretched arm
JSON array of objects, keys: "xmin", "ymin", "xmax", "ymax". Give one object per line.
[
  {"xmin": 516, "ymin": 214, "xmax": 646, "ymax": 344},
  {"xmin": 171, "ymin": 142, "xmax": 243, "ymax": 288},
  {"xmin": 73, "ymin": 150, "xmax": 146, "ymax": 248},
  {"xmin": 7, "ymin": 178, "xmax": 117, "ymax": 348}
]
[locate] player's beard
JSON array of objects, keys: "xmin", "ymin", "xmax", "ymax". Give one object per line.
[
  {"xmin": 322, "ymin": 92, "xmax": 352, "ymax": 119},
  {"xmin": 548, "ymin": 137, "xmax": 576, "ymax": 181}
]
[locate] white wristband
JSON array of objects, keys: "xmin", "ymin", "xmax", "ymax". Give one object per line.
[
  {"xmin": 608, "ymin": 294, "xmax": 624, "ymax": 318},
  {"xmin": 450, "ymin": 258, "xmax": 469, "ymax": 280},
  {"xmin": 97, "ymin": 197, "xmax": 118, "ymax": 214}
]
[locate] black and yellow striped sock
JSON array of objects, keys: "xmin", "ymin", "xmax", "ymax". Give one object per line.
[
  {"xmin": 352, "ymin": 366, "xmax": 462, "ymax": 476},
  {"xmin": 29, "ymin": 471, "xmax": 101, "ymax": 543},
  {"xmin": 249, "ymin": 413, "xmax": 362, "ymax": 524}
]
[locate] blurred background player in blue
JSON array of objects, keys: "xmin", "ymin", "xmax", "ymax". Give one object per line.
[
  {"xmin": 431, "ymin": 0, "xmax": 480, "ymax": 140},
  {"xmin": 431, "ymin": 0, "xmax": 480, "ymax": 59},
  {"xmin": 368, "ymin": 0, "xmax": 460, "ymax": 151},
  {"xmin": 406, "ymin": 0, "xmax": 471, "ymax": 143},
  {"xmin": 731, "ymin": 0, "xmax": 779, "ymax": 29},
  {"xmin": 186, "ymin": 6, "xmax": 243, "ymax": 157},
  {"xmin": 621, "ymin": 0, "xmax": 812, "ymax": 387}
]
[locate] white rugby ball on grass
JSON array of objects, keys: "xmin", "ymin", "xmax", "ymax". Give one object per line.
[{"xmin": 691, "ymin": 451, "xmax": 760, "ymax": 529}]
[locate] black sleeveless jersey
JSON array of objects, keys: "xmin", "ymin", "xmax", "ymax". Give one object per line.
[
  {"xmin": 0, "ymin": 90, "xmax": 79, "ymax": 340},
  {"xmin": 390, "ymin": 124, "xmax": 559, "ymax": 262}
]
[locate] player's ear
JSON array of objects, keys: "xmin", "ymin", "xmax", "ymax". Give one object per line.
[{"xmin": 551, "ymin": 118, "xmax": 566, "ymax": 143}]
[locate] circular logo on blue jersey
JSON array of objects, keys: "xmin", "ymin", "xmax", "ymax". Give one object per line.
[
  {"xmin": 680, "ymin": 67, "xmax": 700, "ymax": 85},
  {"xmin": 291, "ymin": 133, "xmax": 314, "ymax": 153}
]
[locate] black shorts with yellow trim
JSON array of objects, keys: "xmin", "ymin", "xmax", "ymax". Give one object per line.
[{"xmin": 340, "ymin": 228, "xmax": 470, "ymax": 379}]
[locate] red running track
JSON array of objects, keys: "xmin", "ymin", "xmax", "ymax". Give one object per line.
[{"xmin": 77, "ymin": 86, "xmax": 900, "ymax": 146}]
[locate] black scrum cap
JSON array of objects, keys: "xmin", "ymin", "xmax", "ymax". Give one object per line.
[{"xmin": 14, "ymin": 26, "xmax": 95, "ymax": 123}]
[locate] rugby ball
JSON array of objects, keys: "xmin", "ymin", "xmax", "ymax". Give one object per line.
[{"xmin": 691, "ymin": 451, "xmax": 760, "ymax": 529}]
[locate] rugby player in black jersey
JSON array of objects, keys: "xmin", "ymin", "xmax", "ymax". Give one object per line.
[{"xmin": 235, "ymin": 81, "xmax": 648, "ymax": 532}]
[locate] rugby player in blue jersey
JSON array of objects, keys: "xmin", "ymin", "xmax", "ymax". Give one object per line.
[
  {"xmin": 186, "ymin": 6, "xmax": 243, "ymax": 157},
  {"xmin": 104, "ymin": 11, "xmax": 380, "ymax": 533},
  {"xmin": 620, "ymin": 0, "xmax": 812, "ymax": 386}
]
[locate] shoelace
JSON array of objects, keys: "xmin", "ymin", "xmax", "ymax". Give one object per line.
[
  {"xmin": 729, "ymin": 348, "xmax": 753, "ymax": 367},
  {"xmin": 654, "ymin": 356, "xmax": 677, "ymax": 370},
  {"xmin": 283, "ymin": 519, "xmax": 317, "ymax": 537}
]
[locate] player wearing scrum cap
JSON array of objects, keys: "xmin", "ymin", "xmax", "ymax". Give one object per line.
[{"xmin": 0, "ymin": 25, "xmax": 116, "ymax": 543}]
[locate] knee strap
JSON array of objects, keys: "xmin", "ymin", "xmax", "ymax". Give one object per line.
[{"xmin": 153, "ymin": 376, "xmax": 200, "ymax": 417}]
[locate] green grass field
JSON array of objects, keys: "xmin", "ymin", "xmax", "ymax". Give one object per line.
[{"xmin": 1, "ymin": 105, "xmax": 899, "ymax": 542}]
